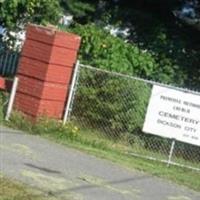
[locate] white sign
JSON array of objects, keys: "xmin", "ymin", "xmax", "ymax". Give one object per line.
[{"xmin": 143, "ymin": 85, "xmax": 200, "ymax": 146}]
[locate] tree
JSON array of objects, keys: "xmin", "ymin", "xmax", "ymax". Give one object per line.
[
  {"xmin": 0, "ymin": 0, "xmax": 62, "ymax": 48},
  {"xmin": 59, "ymin": 0, "xmax": 96, "ymax": 21},
  {"xmin": 0, "ymin": 0, "xmax": 62, "ymax": 30}
]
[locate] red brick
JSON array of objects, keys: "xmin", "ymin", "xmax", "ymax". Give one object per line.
[
  {"xmin": 53, "ymin": 32, "xmax": 81, "ymax": 50},
  {"xmin": 0, "ymin": 77, "xmax": 13, "ymax": 92},
  {"xmin": 50, "ymin": 48, "xmax": 78, "ymax": 66},
  {"xmin": 15, "ymin": 90, "xmax": 67, "ymax": 119},
  {"xmin": 14, "ymin": 24, "xmax": 81, "ymax": 120},
  {"xmin": 45, "ymin": 66, "xmax": 73, "ymax": 84},
  {"xmin": 18, "ymin": 57, "xmax": 74, "ymax": 84},
  {"xmin": 26, "ymin": 24, "xmax": 81, "ymax": 50},
  {"xmin": 15, "ymin": 93, "xmax": 39, "ymax": 116},
  {"xmin": 26, "ymin": 25, "xmax": 56, "ymax": 45},
  {"xmin": 18, "ymin": 57, "xmax": 48, "ymax": 79},
  {"xmin": 0, "ymin": 77, "xmax": 5, "ymax": 90},
  {"xmin": 21, "ymin": 40, "xmax": 78, "ymax": 66},
  {"xmin": 17, "ymin": 75, "xmax": 69, "ymax": 101},
  {"xmin": 22, "ymin": 42, "xmax": 52, "ymax": 62},
  {"xmin": 38, "ymin": 100, "xmax": 65, "ymax": 119},
  {"xmin": 15, "ymin": 92, "xmax": 66, "ymax": 119},
  {"xmin": 24, "ymin": 39, "xmax": 53, "ymax": 51}
]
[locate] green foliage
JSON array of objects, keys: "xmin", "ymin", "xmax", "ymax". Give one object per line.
[
  {"xmin": 70, "ymin": 24, "xmax": 158, "ymax": 78},
  {"xmin": 65, "ymin": 2, "xmax": 199, "ymax": 89},
  {"xmin": 60, "ymin": 0, "xmax": 96, "ymax": 20},
  {"xmin": 0, "ymin": 0, "xmax": 62, "ymax": 30},
  {"xmin": 0, "ymin": 177, "xmax": 49, "ymax": 200},
  {"xmin": 0, "ymin": 0, "xmax": 62, "ymax": 49},
  {"xmin": 174, "ymin": 141, "xmax": 200, "ymax": 162},
  {"xmin": 114, "ymin": 5, "xmax": 200, "ymax": 89},
  {"xmin": 72, "ymin": 68, "xmax": 151, "ymax": 138},
  {"xmin": 68, "ymin": 23, "xmax": 194, "ymax": 86},
  {"xmin": 4, "ymin": 110, "xmax": 200, "ymax": 191},
  {"xmin": 133, "ymin": 22, "xmax": 198, "ymax": 87},
  {"xmin": 8, "ymin": 112, "xmax": 79, "ymax": 141},
  {"xmin": 0, "ymin": 92, "xmax": 8, "ymax": 123},
  {"xmin": 8, "ymin": 111, "xmax": 34, "ymax": 132}
]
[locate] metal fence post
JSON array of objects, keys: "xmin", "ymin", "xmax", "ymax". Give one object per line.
[
  {"xmin": 167, "ymin": 139, "xmax": 176, "ymax": 167},
  {"xmin": 5, "ymin": 76, "xmax": 19, "ymax": 121},
  {"xmin": 63, "ymin": 60, "xmax": 80, "ymax": 125}
]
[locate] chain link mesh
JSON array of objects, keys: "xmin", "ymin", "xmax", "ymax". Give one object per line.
[
  {"xmin": 69, "ymin": 65, "xmax": 200, "ymax": 171},
  {"xmin": 0, "ymin": 91, "xmax": 9, "ymax": 123}
]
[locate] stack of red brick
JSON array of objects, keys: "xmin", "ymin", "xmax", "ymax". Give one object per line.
[
  {"xmin": 0, "ymin": 77, "xmax": 13, "ymax": 91},
  {"xmin": 15, "ymin": 24, "xmax": 81, "ymax": 119}
]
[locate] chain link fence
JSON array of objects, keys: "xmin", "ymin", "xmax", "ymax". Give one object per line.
[
  {"xmin": 69, "ymin": 64, "xmax": 200, "ymax": 171},
  {"xmin": 0, "ymin": 89, "xmax": 9, "ymax": 123}
]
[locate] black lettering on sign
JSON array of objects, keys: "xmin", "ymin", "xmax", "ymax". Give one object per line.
[
  {"xmin": 183, "ymin": 101, "xmax": 200, "ymax": 109},
  {"xmin": 191, "ymin": 136, "xmax": 198, "ymax": 140},
  {"xmin": 160, "ymin": 95, "xmax": 181, "ymax": 104},
  {"xmin": 158, "ymin": 111, "xmax": 200, "ymax": 125},
  {"xmin": 157, "ymin": 119, "xmax": 181, "ymax": 129},
  {"xmin": 184, "ymin": 126, "xmax": 197, "ymax": 133},
  {"xmin": 173, "ymin": 106, "xmax": 190, "ymax": 114},
  {"xmin": 183, "ymin": 134, "xmax": 189, "ymax": 138}
]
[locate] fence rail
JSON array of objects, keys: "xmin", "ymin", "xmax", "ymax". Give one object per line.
[
  {"xmin": 0, "ymin": 50, "xmax": 19, "ymax": 77},
  {"xmin": 68, "ymin": 64, "xmax": 200, "ymax": 171}
]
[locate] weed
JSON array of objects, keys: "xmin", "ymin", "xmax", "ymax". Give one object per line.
[{"xmin": 0, "ymin": 93, "xmax": 199, "ymax": 191}]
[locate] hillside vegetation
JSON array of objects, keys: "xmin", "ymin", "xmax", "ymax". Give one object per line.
[{"xmin": 0, "ymin": 0, "xmax": 199, "ymax": 88}]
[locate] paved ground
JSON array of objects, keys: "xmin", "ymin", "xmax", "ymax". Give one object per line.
[{"xmin": 0, "ymin": 126, "xmax": 200, "ymax": 200}]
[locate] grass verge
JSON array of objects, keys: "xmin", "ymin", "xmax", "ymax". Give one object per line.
[
  {"xmin": 0, "ymin": 92, "xmax": 199, "ymax": 191},
  {"xmin": 0, "ymin": 110, "xmax": 198, "ymax": 192},
  {"xmin": 0, "ymin": 176, "xmax": 54, "ymax": 200}
]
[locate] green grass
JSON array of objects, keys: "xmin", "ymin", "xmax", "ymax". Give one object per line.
[
  {"xmin": 0, "ymin": 92, "xmax": 8, "ymax": 123},
  {"xmin": 0, "ymin": 92, "xmax": 199, "ymax": 191},
  {"xmin": 2, "ymin": 111, "xmax": 199, "ymax": 191},
  {"xmin": 47, "ymin": 133, "xmax": 200, "ymax": 192},
  {"xmin": 0, "ymin": 176, "xmax": 54, "ymax": 200}
]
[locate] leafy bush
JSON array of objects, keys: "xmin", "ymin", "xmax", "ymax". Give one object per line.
[
  {"xmin": 67, "ymin": 24, "xmax": 187, "ymax": 139},
  {"xmin": 174, "ymin": 141, "xmax": 200, "ymax": 162},
  {"xmin": 60, "ymin": 0, "xmax": 97, "ymax": 21},
  {"xmin": 0, "ymin": 0, "xmax": 62, "ymax": 30},
  {"xmin": 0, "ymin": 0, "xmax": 62, "ymax": 49},
  {"xmin": 9, "ymin": 111, "xmax": 80, "ymax": 141},
  {"xmin": 69, "ymin": 24, "xmax": 158, "ymax": 79},
  {"xmin": 0, "ymin": 92, "xmax": 8, "ymax": 123},
  {"xmin": 68, "ymin": 23, "xmax": 195, "ymax": 87},
  {"xmin": 72, "ymin": 68, "xmax": 151, "ymax": 138}
]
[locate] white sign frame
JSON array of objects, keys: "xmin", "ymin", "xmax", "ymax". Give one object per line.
[{"xmin": 143, "ymin": 85, "xmax": 200, "ymax": 146}]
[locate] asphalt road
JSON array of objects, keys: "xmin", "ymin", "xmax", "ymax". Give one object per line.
[{"xmin": 0, "ymin": 126, "xmax": 200, "ymax": 200}]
